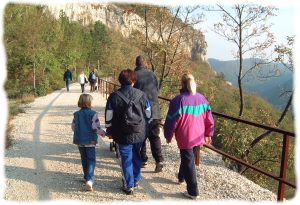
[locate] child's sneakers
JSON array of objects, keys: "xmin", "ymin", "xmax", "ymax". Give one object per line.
[
  {"xmin": 85, "ymin": 181, "xmax": 93, "ymax": 191},
  {"xmin": 183, "ymin": 191, "xmax": 199, "ymax": 200}
]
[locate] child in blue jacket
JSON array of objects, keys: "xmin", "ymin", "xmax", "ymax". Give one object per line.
[{"xmin": 72, "ymin": 94, "xmax": 106, "ymax": 191}]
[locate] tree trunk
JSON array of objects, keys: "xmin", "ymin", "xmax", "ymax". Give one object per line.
[
  {"xmin": 238, "ymin": 19, "xmax": 244, "ymax": 117},
  {"xmin": 159, "ymin": 51, "xmax": 167, "ymax": 90}
]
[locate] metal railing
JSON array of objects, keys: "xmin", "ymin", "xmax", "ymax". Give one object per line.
[{"xmin": 98, "ymin": 78, "xmax": 296, "ymax": 201}]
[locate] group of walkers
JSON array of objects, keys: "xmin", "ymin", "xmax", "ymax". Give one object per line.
[
  {"xmin": 63, "ymin": 68, "xmax": 99, "ymax": 93},
  {"xmin": 71, "ymin": 55, "xmax": 215, "ymax": 200}
]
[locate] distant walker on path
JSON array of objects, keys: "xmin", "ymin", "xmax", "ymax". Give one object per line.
[
  {"xmin": 78, "ymin": 71, "xmax": 88, "ymax": 93},
  {"xmin": 89, "ymin": 68, "xmax": 98, "ymax": 93},
  {"xmin": 64, "ymin": 68, "xmax": 72, "ymax": 92}
]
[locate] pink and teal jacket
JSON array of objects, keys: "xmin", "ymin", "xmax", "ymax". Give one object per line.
[{"xmin": 164, "ymin": 89, "xmax": 214, "ymax": 149}]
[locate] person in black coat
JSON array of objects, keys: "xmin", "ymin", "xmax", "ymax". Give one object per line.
[
  {"xmin": 63, "ymin": 68, "xmax": 72, "ymax": 92},
  {"xmin": 134, "ymin": 55, "xmax": 164, "ymax": 173}
]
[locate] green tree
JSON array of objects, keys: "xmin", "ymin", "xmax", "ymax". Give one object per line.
[{"xmin": 88, "ymin": 21, "xmax": 112, "ymax": 71}]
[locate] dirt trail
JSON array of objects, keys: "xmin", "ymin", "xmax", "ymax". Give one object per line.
[
  {"xmin": 4, "ymin": 84, "xmax": 187, "ymax": 202},
  {"xmin": 4, "ymin": 83, "xmax": 276, "ymax": 202}
]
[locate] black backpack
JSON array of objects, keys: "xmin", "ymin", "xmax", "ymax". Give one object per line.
[{"xmin": 115, "ymin": 90, "xmax": 144, "ymax": 134}]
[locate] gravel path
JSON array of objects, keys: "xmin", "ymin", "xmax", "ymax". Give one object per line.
[{"xmin": 4, "ymin": 83, "xmax": 277, "ymax": 202}]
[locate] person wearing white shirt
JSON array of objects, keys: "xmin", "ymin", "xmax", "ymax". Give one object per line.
[{"xmin": 78, "ymin": 71, "xmax": 88, "ymax": 93}]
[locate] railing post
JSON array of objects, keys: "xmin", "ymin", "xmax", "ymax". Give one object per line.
[
  {"xmin": 194, "ymin": 146, "xmax": 200, "ymax": 166},
  {"xmin": 102, "ymin": 80, "xmax": 105, "ymax": 98},
  {"xmin": 106, "ymin": 81, "xmax": 108, "ymax": 100},
  {"xmin": 99, "ymin": 79, "xmax": 102, "ymax": 94},
  {"xmin": 277, "ymin": 134, "xmax": 290, "ymax": 201}
]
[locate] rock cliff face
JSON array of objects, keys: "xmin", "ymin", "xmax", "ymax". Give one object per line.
[{"xmin": 45, "ymin": 3, "xmax": 208, "ymax": 62}]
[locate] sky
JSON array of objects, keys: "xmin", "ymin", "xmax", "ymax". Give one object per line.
[
  {"xmin": 200, "ymin": 5, "xmax": 295, "ymax": 61},
  {"xmin": 0, "ymin": 0, "xmax": 299, "ymax": 204}
]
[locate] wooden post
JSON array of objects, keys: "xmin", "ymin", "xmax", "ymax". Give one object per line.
[
  {"xmin": 106, "ymin": 81, "xmax": 108, "ymax": 100},
  {"xmin": 277, "ymin": 134, "xmax": 290, "ymax": 201},
  {"xmin": 33, "ymin": 62, "xmax": 36, "ymax": 90},
  {"xmin": 195, "ymin": 146, "xmax": 200, "ymax": 166}
]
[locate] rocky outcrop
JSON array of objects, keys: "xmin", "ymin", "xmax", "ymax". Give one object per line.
[{"xmin": 45, "ymin": 3, "xmax": 208, "ymax": 62}]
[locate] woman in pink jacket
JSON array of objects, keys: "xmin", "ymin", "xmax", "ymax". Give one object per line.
[{"xmin": 164, "ymin": 74, "xmax": 214, "ymax": 200}]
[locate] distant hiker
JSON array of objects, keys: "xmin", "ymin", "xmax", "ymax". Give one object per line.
[
  {"xmin": 63, "ymin": 68, "xmax": 72, "ymax": 92},
  {"xmin": 89, "ymin": 68, "xmax": 98, "ymax": 92},
  {"xmin": 105, "ymin": 69, "xmax": 151, "ymax": 195},
  {"xmin": 163, "ymin": 74, "xmax": 214, "ymax": 200},
  {"xmin": 78, "ymin": 71, "xmax": 88, "ymax": 93},
  {"xmin": 71, "ymin": 94, "xmax": 106, "ymax": 192},
  {"xmin": 134, "ymin": 55, "xmax": 164, "ymax": 173}
]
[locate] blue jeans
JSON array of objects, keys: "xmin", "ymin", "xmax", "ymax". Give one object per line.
[
  {"xmin": 117, "ymin": 143, "xmax": 143, "ymax": 189},
  {"xmin": 66, "ymin": 79, "xmax": 71, "ymax": 91},
  {"xmin": 78, "ymin": 147, "xmax": 96, "ymax": 182}
]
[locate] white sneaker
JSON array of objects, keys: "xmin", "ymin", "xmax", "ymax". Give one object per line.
[
  {"xmin": 86, "ymin": 181, "xmax": 93, "ymax": 191},
  {"xmin": 183, "ymin": 191, "xmax": 199, "ymax": 200}
]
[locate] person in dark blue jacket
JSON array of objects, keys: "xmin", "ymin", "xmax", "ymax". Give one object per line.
[
  {"xmin": 72, "ymin": 94, "xmax": 106, "ymax": 191},
  {"xmin": 105, "ymin": 69, "xmax": 151, "ymax": 195},
  {"xmin": 63, "ymin": 68, "xmax": 72, "ymax": 92}
]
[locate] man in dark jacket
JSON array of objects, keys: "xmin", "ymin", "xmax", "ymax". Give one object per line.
[
  {"xmin": 134, "ymin": 55, "xmax": 164, "ymax": 173},
  {"xmin": 63, "ymin": 68, "xmax": 72, "ymax": 92}
]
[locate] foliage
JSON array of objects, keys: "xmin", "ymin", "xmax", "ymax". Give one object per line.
[
  {"xmin": 4, "ymin": 3, "xmax": 295, "ymax": 199},
  {"xmin": 4, "ymin": 4, "xmax": 114, "ymax": 98},
  {"xmin": 130, "ymin": 5, "xmax": 205, "ymax": 90}
]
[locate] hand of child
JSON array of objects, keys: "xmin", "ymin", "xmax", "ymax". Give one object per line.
[
  {"xmin": 98, "ymin": 129, "xmax": 106, "ymax": 137},
  {"xmin": 101, "ymin": 132, "xmax": 106, "ymax": 137}
]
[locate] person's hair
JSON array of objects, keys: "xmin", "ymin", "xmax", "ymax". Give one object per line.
[
  {"xmin": 78, "ymin": 94, "xmax": 93, "ymax": 108},
  {"xmin": 181, "ymin": 74, "xmax": 197, "ymax": 94},
  {"xmin": 135, "ymin": 55, "xmax": 146, "ymax": 67},
  {"xmin": 118, "ymin": 69, "xmax": 136, "ymax": 85}
]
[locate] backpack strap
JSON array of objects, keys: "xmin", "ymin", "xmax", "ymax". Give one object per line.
[
  {"xmin": 115, "ymin": 91, "xmax": 130, "ymax": 104},
  {"xmin": 115, "ymin": 90, "xmax": 143, "ymax": 104},
  {"xmin": 133, "ymin": 91, "xmax": 143, "ymax": 103}
]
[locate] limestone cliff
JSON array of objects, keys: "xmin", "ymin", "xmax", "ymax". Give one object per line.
[{"xmin": 45, "ymin": 3, "xmax": 207, "ymax": 62}]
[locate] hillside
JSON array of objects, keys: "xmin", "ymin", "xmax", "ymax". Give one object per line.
[
  {"xmin": 208, "ymin": 58, "xmax": 293, "ymax": 110},
  {"xmin": 4, "ymin": 3, "xmax": 295, "ymax": 199}
]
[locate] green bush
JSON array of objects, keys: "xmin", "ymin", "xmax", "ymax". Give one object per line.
[{"xmin": 35, "ymin": 79, "xmax": 49, "ymax": 96}]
